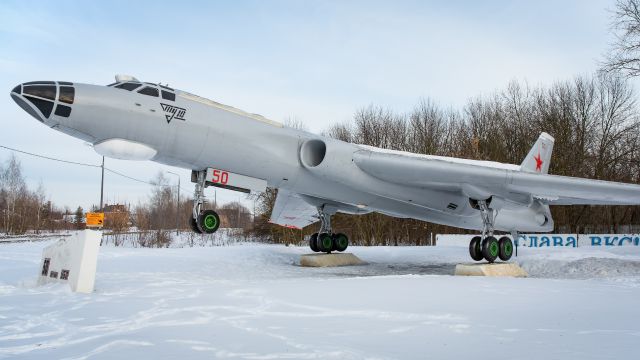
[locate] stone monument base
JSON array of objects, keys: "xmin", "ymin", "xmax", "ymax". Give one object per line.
[
  {"xmin": 454, "ymin": 262, "xmax": 528, "ymax": 277},
  {"xmin": 300, "ymin": 253, "xmax": 365, "ymax": 267}
]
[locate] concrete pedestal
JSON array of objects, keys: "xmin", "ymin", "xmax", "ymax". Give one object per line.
[
  {"xmin": 454, "ymin": 262, "xmax": 528, "ymax": 277},
  {"xmin": 38, "ymin": 230, "xmax": 102, "ymax": 293},
  {"xmin": 300, "ymin": 253, "xmax": 365, "ymax": 267}
]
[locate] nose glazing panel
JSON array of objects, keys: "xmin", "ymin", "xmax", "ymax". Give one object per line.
[
  {"xmin": 23, "ymin": 95, "xmax": 54, "ymax": 118},
  {"xmin": 10, "ymin": 81, "xmax": 76, "ymax": 120},
  {"xmin": 23, "ymin": 85, "xmax": 56, "ymax": 100},
  {"xmin": 59, "ymin": 86, "xmax": 75, "ymax": 104}
]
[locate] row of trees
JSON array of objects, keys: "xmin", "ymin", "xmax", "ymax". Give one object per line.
[
  {"xmin": 0, "ymin": 155, "xmax": 62, "ymax": 234},
  {"xmin": 0, "ymin": 160, "xmax": 254, "ymax": 241},
  {"xmin": 252, "ymin": 74, "xmax": 640, "ymax": 245}
]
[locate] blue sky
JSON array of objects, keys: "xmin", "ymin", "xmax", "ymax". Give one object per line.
[{"xmin": 0, "ymin": 0, "xmax": 628, "ymax": 211}]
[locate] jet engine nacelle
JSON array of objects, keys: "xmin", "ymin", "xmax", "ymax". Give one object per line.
[
  {"xmin": 493, "ymin": 197, "xmax": 553, "ymax": 231},
  {"xmin": 299, "ymin": 138, "xmax": 358, "ymax": 182}
]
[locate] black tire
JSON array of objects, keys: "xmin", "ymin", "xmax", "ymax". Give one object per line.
[
  {"xmin": 469, "ymin": 236, "xmax": 483, "ymax": 261},
  {"xmin": 332, "ymin": 233, "xmax": 349, "ymax": 252},
  {"xmin": 317, "ymin": 233, "xmax": 333, "ymax": 253},
  {"xmin": 482, "ymin": 236, "xmax": 499, "ymax": 263},
  {"xmin": 190, "ymin": 216, "xmax": 202, "ymax": 234},
  {"xmin": 310, "ymin": 233, "xmax": 319, "ymax": 252},
  {"xmin": 498, "ymin": 236, "xmax": 513, "ymax": 261},
  {"xmin": 197, "ymin": 209, "xmax": 220, "ymax": 234}
]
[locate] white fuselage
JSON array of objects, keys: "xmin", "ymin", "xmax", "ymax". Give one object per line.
[{"xmin": 11, "ymin": 81, "xmax": 553, "ymax": 232}]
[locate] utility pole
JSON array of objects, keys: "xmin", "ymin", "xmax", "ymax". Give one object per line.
[
  {"xmin": 167, "ymin": 171, "xmax": 180, "ymax": 236},
  {"xmin": 100, "ymin": 156, "xmax": 104, "ymax": 211}
]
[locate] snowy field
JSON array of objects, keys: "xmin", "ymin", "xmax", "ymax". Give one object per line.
[{"xmin": 1, "ymin": 240, "xmax": 640, "ymax": 359}]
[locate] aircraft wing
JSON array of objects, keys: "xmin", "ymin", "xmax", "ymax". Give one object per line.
[
  {"xmin": 269, "ymin": 189, "xmax": 319, "ymax": 229},
  {"xmin": 353, "ymin": 148, "xmax": 640, "ymax": 206},
  {"xmin": 509, "ymin": 172, "xmax": 640, "ymax": 205}
]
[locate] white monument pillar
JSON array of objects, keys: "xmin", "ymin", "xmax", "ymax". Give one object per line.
[{"xmin": 38, "ymin": 230, "xmax": 102, "ymax": 293}]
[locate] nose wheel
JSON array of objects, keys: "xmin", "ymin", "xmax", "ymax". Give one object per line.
[
  {"xmin": 308, "ymin": 206, "xmax": 349, "ymax": 253},
  {"xmin": 197, "ymin": 209, "xmax": 220, "ymax": 234},
  {"xmin": 189, "ymin": 170, "xmax": 220, "ymax": 234}
]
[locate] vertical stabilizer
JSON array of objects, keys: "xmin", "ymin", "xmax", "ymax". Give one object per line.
[{"xmin": 520, "ymin": 132, "xmax": 554, "ymax": 174}]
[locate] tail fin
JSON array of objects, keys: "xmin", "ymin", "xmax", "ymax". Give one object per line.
[{"xmin": 520, "ymin": 132, "xmax": 554, "ymax": 174}]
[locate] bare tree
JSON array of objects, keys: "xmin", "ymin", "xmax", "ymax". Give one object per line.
[{"xmin": 602, "ymin": 0, "xmax": 640, "ymax": 76}]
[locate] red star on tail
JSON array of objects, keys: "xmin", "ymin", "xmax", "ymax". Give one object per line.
[{"xmin": 534, "ymin": 152, "xmax": 543, "ymax": 172}]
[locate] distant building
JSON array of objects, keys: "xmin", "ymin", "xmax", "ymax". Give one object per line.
[
  {"xmin": 102, "ymin": 203, "xmax": 131, "ymax": 230},
  {"xmin": 103, "ymin": 204, "xmax": 127, "ymax": 213}
]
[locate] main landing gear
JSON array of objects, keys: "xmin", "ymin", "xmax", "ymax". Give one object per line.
[
  {"xmin": 309, "ymin": 206, "xmax": 349, "ymax": 253},
  {"xmin": 190, "ymin": 170, "xmax": 220, "ymax": 234},
  {"xmin": 468, "ymin": 199, "xmax": 514, "ymax": 263}
]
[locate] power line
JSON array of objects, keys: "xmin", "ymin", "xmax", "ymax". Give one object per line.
[
  {"xmin": 0, "ymin": 145, "xmax": 99, "ymax": 168},
  {"xmin": 0, "ymin": 144, "xmax": 190, "ymax": 191}
]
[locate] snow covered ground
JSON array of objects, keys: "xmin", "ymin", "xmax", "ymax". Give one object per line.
[{"xmin": 1, "ymin": 240, "xmax": 640, "ymax": 359}]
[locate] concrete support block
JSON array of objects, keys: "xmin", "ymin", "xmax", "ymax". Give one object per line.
[
  {"xmin": 300, "ymin": 253, "xmax": 365, "ymax": 267},
  {"xmin": 455, "ymin": 262, "xmax": 528, "ymax": 277},
  {"xmin": 38, "ymin": 230, "xmax": 102, "ymax": 293}
]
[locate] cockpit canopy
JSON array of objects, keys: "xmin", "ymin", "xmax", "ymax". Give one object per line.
[{"xmin": 108, "ymin": 75, "xmax": 175, "ymax": 101}]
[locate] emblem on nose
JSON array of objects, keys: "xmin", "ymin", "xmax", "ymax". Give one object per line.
[{"xmin": 161, "ymin": 103, "xmax": 186, "ymax": 123}]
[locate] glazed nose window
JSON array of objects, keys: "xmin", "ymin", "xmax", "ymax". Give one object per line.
[
  {"xmin": 23, "ymin": 95, "xmax": 54, "ymax": 118},
  {"xmin": 23, "ymin": 85, "xmax": 56, "ymax": 100},
  {"xmin": 59, "ymin": 86, "xmax": 75, "ymax": 104}
]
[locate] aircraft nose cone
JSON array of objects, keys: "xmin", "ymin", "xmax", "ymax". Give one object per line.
[
  {"xmin": 10, "ymin": 82, "xmax": 53, "ymax": 122},
  {"xmin": 11, "ymin": 80, "xmax": 75, "ymax": 123}
]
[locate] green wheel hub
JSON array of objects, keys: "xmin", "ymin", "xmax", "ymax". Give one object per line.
[
  {"xmin": 504, "ymin": 242, "xmax": 513, "ymax": 256},
  {"xmin": 204, "ymin": 214, "xmax": 217, "ymax": 230},
  {"xmin": 336, "ymin": 236, "xmax": 348, "ymax": 248},
  {"xmin": 197, "ymin": 210, "xmax": 220, "ymax": 234},
  {"xmin": 489, "ymin": 242, "xmax": 499, "ymax": 257},
  {"xmin": 318, "ymin": 233, "xmax": 333, "ymax": 252}
]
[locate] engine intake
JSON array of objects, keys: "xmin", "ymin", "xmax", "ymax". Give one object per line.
[{"xmin": 300, "ymin": 139, "xmax": 326, "ymax": 168}]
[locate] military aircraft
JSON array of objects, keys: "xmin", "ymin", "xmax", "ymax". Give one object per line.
[{"xmin": 10, "ymin": 75, "xmax": 640, "ymax": 262}]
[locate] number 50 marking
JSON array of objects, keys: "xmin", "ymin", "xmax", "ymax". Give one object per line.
[{"xmin": 212, "ymin": 169, "xmax": 229, "ymax": 185}]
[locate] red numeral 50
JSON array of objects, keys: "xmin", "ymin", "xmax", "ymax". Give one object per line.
[{"xmin": 212, "ymin": 169, "xmax": 229, "ymax": 185}]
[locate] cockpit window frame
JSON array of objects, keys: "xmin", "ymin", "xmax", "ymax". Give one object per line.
[
  {"xmin": 161, "ymin": 90, "xmax": 176, "ymax": 101},
  {"xmin": 138, "ymin": 86, "xmax": 159, "ymax": 97},
  {"xmin": 115, "ymin": 82, "xmax": 142, "ymax": 91}
]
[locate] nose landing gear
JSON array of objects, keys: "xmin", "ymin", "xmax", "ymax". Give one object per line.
[
  {"xmin": 190, "ymin": 170, "xmax": 220, "ymax": 234},
  {"xmin": 468, "ymin": 199, "xmax": 513, "ymax": 263},
  {"xmin": 308, "ymin": 206, "xmax": 349, "ymax": 253}
]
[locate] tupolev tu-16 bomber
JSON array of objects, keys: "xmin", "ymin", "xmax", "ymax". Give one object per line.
[
  {"xmin": 9, "ymin": 76, "xmax": 640, "ymax": 262},
  {"xmin": 3, "ymin": 1, "xmax": 640, "ymax": 359}
]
